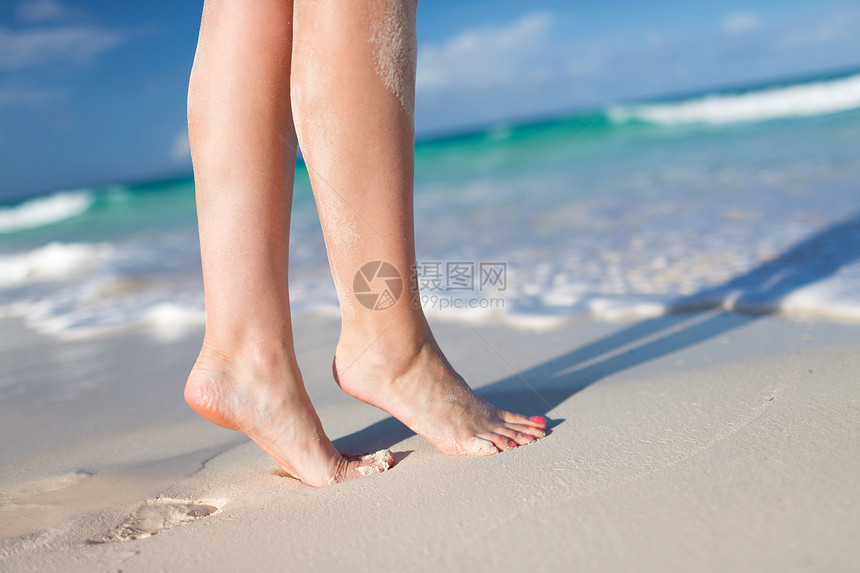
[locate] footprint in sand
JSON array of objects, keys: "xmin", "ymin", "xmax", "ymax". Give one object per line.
[{"xmin": 91, "ymin": 498, "xmax": 219, "ymax": 543}]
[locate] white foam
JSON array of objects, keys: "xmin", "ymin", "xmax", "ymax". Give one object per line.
[
  {"xmin": 589, "ymin": 298, "xmax": 667, "ymax": 322},
  {"xmin": 0, "ymin": 242, "xmax": 113, "ymax": 286},
  {"xmin": 775, "ymin": 280, "xmax": 860, "ymax": 322},
  {"xmin": 0, "ymin": 190, "xmax": 94, "ymax": 233},
  {"xmin": 423, "ymin": 303, "xmax": 501, "ymax": 325},
  {"xmin": 143, "ymin": 302, "xmax": 206, "ymax": 341},
  {"xmin": 608, "ymin": 73, "xmax": 860, "ymax": 126},
  {"xmin": 501, "ymin": 312, "xmax": 577, "ymax": 331}
]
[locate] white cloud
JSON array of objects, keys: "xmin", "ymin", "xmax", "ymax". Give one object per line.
[
  {"xmin": 0, "ymin": 25, "xmax": 125, "ymax": 71},
  {"xmin": 417, "ymin": 12, "xmax": 555, "ymax": 93},
  {"xmin": 16, "ymin": 0, "xmax": 76, "ymax": 24},
  {"xmin": 723, "ymin": 12, "xmax": 760, "ymax": 35},
  {"xmin": 171, "ymin": 130, "xmax": 191, "ymax": 162}
]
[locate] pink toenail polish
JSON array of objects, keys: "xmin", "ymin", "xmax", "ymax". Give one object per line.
[
  {"xmin": 524, "ymin": 434, "xmax": 534, "ymax": 440},
  {"xmin": 530, "ymin": 416, "xmax": 546, "ymax": 425},
  {"xmin": 508, "ymin": 440, "xmax": 517, "ymax": 448}
]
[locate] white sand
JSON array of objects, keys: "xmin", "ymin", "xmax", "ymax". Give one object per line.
[{"xmin": 1, "ymin": 312, "xmax": 858, "ymax": 571}]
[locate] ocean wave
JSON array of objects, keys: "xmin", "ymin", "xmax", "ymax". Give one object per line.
[
  {"xmin": 607, "ymin": 73, "xmax": 860, "ymax": 126},
  {"xmin": 0, "ymin": 190, "xmax": 94, "ymax": 234},
  {"xmin": 2, "ymin": 91, "xmax": 859, "ymax": 341},
  {"xmin": 0, "ymin": 242, "xmax": 113, "ymax": 286}
]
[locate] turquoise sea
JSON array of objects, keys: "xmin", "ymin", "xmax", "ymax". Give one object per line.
[{"xmin": 1, "ymin": 70, "xmax": 859, "ymax": 339}]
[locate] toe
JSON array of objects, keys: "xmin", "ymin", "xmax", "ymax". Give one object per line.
[
  {"xmin": 496, "ymin": 426, "xmax": 538, "ymax": 446},
  {"xmin": 479, "ymin": 432, "xmax": 516, "ymax": 452},
  {"xmin": 502, "ymin": 411, "xmax": 533, "ymax": 426},
  {"xmin": 508, "ymin": 422, "xmax": 546, "ymax": 438},
  {"xmin": 502, "ymin": 411, "xmax": 547, "ymax": 430}
]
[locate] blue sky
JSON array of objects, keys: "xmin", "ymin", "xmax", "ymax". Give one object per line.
[{"xmin": 1, "ymin": 0, "xmax": 859, "ymax": 200}]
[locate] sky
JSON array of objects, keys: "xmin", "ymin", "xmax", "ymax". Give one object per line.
[{"xmin": 1, "ymin": 0, "xmax": 859, "ymax": 200}]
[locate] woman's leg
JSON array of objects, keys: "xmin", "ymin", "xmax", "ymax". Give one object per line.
[
  {"xmin": 184, "ymin": 0, "xmax": 391, "ymax": 487},
  {"xmin": 292, "ymin": 0, "xmax": 546, "ymax": 455}
]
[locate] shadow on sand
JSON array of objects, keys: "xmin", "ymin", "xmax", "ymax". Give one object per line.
[{"xmin": 334, "ymin": 213, "xmax": 860, "ymax": 454}]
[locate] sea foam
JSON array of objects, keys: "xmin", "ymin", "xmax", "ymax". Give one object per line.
[
  {"xmin": 0, "ymin": 190, "xmax": 94, "ymax": 233},
  {"xmin": 0, "ymin": 242, "xmax": 113, "ymax": 286},
  {"xmin": 608, "ymin": 73, "xmax": 860, "ymax": 126}
]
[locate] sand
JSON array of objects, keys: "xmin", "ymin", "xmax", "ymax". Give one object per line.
[
  {"xmin": 1, "ymin": 311, "xmax": 858, "ymax": 571},
  {"xmin": 368, "ymin": 0, "xmax": 418, "ymax": 120}
]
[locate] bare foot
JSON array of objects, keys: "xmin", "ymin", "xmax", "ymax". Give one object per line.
[
  {"xmin": 185, "ymin": 343, "xmax": 392, "ymax": 487},
  {"xmin": 334, "ymin": 334, "xmax": 547, "ymax": 456}
]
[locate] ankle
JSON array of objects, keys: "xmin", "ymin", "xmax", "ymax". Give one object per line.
[
  {"xmin": 198, "ymin": 332, "xmax": 297, "ymax": 377},
  {"xmin": 337, "ymin": 321, "xmax": 435, "ymax": 376}
]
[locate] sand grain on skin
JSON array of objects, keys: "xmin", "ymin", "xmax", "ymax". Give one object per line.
[{"xmin": 368, "ymin": 0, "xmax": 417, "ymax": 121}]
